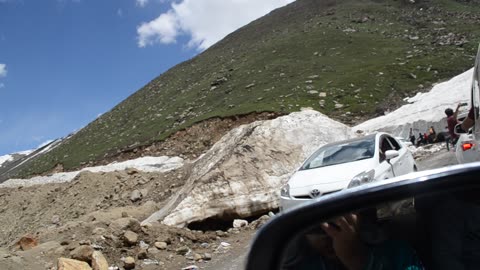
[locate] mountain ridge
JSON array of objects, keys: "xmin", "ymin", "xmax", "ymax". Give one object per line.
[{"xmin": 3, "ymin": 0, "xmax": 480, "ymax": 180}]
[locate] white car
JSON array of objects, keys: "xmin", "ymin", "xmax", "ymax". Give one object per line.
[
  {"xmin": 455, "ymin": 43, "xmax": 480, "ymax": 164},
  {"xmin": 280, "ymin": 132, "xmax": 417, "ymax": 211}
]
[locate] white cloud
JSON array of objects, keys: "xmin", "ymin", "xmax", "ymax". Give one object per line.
[
  {"xmin": 0, "ymin": 83, "xmax": 4, "ymax": 89},
  {"xmin": 117, "ymin": 8, "xmax": 123, "ymax": 17},
  {"xmin": 137, "ymin": 0, "xmax": 295, "ymax": 50},
  {"xmin": 0, "ymin": 63, "xmax": 7, "ymax": 77},
  {"xmin": 136, "ymin": 0, "xmax": 149, "ymax": 7},
  {"xmin": 137, "ymin": 10, "xmax": 179, "ymax": 47}
]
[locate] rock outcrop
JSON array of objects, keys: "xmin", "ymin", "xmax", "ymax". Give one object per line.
[{"xmin": 143, "ymin": 109, "xmax": 353, "ymax": 227}]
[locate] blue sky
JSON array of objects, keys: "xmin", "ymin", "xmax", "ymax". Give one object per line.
[{"xmin": 0, "ymin": 0, "xmax": 293, "ymax": 156}]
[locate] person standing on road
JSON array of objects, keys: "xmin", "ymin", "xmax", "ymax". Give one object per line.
[
  {"xmin": 409, "ymin": 128, "xmax": 416, "ymax": 146},
  {"xmin": 445, "ymin": 104, "xmax": 463, "ymax": 147}
]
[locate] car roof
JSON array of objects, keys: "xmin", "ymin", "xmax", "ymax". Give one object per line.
[{"xmin": 320, "ymin": 132, "xmax": 389, "ymax": 149}]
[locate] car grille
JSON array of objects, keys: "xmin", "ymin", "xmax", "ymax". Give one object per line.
[{"xmin": 293, "ymin": 190, "xmax": 340, "ymax": 199}]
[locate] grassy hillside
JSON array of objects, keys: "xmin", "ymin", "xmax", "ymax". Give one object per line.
[{"xmin": 6, "ymin": 0, "xmax": 480, "ymax": 179}]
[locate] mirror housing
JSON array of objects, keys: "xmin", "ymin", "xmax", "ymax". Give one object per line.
[
  {"xmin": 245, "ymin": 163, "xmax": 480, "ymax": 270},
  {"xmin": 385, "ymin": 150, "xmax": 399, "ymax": 161},
  {"xmin": 455, "ymin": 123, "xmax": 467, "ymax": 135}
]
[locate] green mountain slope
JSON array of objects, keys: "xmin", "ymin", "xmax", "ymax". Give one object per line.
[{"xmin": 6, "ymin": 0, "xmax": 480, "ymax": 179}]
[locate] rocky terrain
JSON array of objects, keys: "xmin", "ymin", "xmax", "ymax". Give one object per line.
[{"xmin": 0, "ymin": 110, "xmax": 353, "ymax": 270}]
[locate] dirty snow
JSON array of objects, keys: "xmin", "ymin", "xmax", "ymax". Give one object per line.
[
  {"xmin": 0, "ymin": 156, "xmax": 184, "ymax": 188},
  {"xmin": 354, "ymin": 68, "xmax": 473, "ymax": 138}
]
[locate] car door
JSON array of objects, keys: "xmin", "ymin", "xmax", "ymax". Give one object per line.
[
  {"xmin": 471, "ymin": 44, "xmax": 480, "ymax": 161},
  {"xmin": 375, "ymin": 135, "xmax": 396, "ymax": 180}
]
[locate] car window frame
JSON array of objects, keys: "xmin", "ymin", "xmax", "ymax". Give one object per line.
[{"xmin": 379, "ymin": 135, "xmax": 395, "ymax": 163}]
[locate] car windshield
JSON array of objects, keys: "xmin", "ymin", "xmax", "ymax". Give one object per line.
[{"xmin": 301, "ymin": 137, "xmax": 375, "ymax": 170}]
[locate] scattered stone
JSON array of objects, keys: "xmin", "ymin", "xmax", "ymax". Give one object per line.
[
  {"xmin": 203, "ymin": 253, "xmax": 212, "ymax": 260},
  {"xmin": 335, "ymin": 103, "xmax": 344, "ymax": 109},
  {"xmin": 121, "ymin": 212, "xmax": 128, "ymax": 218},
  {"xmin": 57, "ymin": 258, "xmax": 92, "ymax": 270},
  {"xmin": 123, "ymin": 231, "xmax": 138, "ymax": 246},
  {"xmin": 137, "ymin": 248, "xmax": 148, "ymax": 260},
  {"xmin": 110, "ymin": 218, "xmax": 141, "ymax": 232},
  {"xmin": 154, "ymin": 242, "xmax": 167, "ymax": 250},
  {"xmin": 130, "ymin": 190, "xmax": 142, "ymax": 202},
  {"xmin": 139, "ymin": 240, "xmax": 149, "ymax": 249},
  {"xmin": 176, "ymin": 246, "xmax": 190, "ymax": 255},
  {"xmin": 245, "ymin": 83, "xmax": 255, "ymax": 89},
  {"xmin": 181, "ymin": 265, "xmax": 199, "ymax": 270},
  {"xmin": 142, "ymin": 259, "xmax": 160, "ymax": 265},
  {"xmin": 123, "ymin": 257, "xmax": 135, "ymax": 270},
  {"xmin": 319, "ymin": 92, "xmax": 327, "ymax": 97},
  {"xmin": 307, "ymin": 90, "xmax": 318, "ymax": 94},
  {"xmin": 147, "ymin": 247, "xmax": 160, "ymax": 255},
  {"xmin": 215, "ymin": 230, "xmax": 228, "ymax": 237},
  {"xmin": 14, "ymin": 234, "xmax": 38, "ymax": 251},
  {"xmin": 233, "ymin": 219, "xmax": 248, "ymax": 228},
  {"xmin": 70, "ymin": 245, "xmax": 94, "ymax": 263},
  {"xmin": 194, "ymin": 253, "xmax": 203, "ymax": 261},
  {"xmin": 409, "ymin": 73, "xmax": 417, "ymax": 79},
  {"xmin": 52, "ymin": 215, "xmax": 61, "ymax": 225},
  {"xmin": 91, "ymin": 251, "xmax": 109, "ymax": 270},
  {"xmin": 200, "ymin": 243, "xmax": 209, "ymax": 249}
]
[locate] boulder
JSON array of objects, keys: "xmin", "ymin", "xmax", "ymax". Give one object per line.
[
  {"xmin": 70, "ymin": 245, "xmax": 94, "ymax": 263},
  {"xmin": 130, "ymin": 190, "xmax": 142, "ymax": 202},
  {"xmin": 91, "ymin": 251, "xmax": 109, "ymax": 270},
  {"xmin": 232, "ymin": 219, "xmax": 248, "ymax": 228},
  {"xmin": 123, "ymin": 231, "xmax": 138, "ymax": 246},
  {"xmin": 154, "ymin": 241, "xmax": 167, "ymax": 250},
  {"xmin": 57, "ymin": 258, "xmax": 92, "ymax": 270},
  {"xmin": 124, "ymin": 256, "xmax": 135, "ymax": 269}
]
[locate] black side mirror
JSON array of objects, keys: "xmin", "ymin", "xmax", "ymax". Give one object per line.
[{"xmin": 246, "ymin": 163, "xmax": 480, "ymax": 270}]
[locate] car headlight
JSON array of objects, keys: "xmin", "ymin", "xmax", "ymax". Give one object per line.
[
  {"xmin": 348, "ymin": 169, "xmax": 375, "ymax": 188},
  {"xmin": 280, "ymin": 184, "xmax": 290, "ymax": 197}
]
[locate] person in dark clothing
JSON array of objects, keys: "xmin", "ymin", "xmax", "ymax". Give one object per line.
[
  {"xmin": 445, "ymin": 104, "xmax": 463, "ymax": 147},
  {"xmin": 409, "ymin": 128, "xmax": 416, "ymax": 146}
]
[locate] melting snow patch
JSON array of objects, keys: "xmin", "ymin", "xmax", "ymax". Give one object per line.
[{"xmin": 0, "ymin": 156, "xmax": 184, "ymax": 188}]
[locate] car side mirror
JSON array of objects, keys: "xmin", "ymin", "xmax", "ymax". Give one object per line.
[
  {"xmin": 385, "ymin": 150, "xmax": 399, "ymax": 161},
  {"xmin": 246, "ymin": 163, "xmax": 480, "ymax": 270},
  {"xmin": 455, "ymin": 123, "xmax": 467, "ymax": 135}
]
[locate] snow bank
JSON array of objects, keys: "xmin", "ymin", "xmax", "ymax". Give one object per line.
[
  {"xmin": 0, "ymin": 156, "xmax": 184, "ymax": 188},
  {"xmin": 143, "ymin": 109, "xmax": 354, "ymax": 227},
  {"xmin": 0, "ymin": 155, "xmax": 13, "ymax": 168},
  {"xmin": 354, "ymin": 68, "xmax": 473, "ymax": 137}
]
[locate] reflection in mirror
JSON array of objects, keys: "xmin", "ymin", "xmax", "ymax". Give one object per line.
[{"xmin": 280, "ymin": 186, "xmax": 480, "ymax": 270}]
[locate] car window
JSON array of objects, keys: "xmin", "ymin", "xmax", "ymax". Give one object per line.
[
  {"xmin": 301, "ymin": 138, "xmax": 375, "ymax": 170},
  {"xmin": 387, "ymin": 136, "xmax": 402, "ymax": 150},
  {"xmin": 280, "ymin": 185, "xmax": 480, "ymax": 270},
  {"xmin": 379, "ymin": 137, "xmax": 394, "ymax": 162}
]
